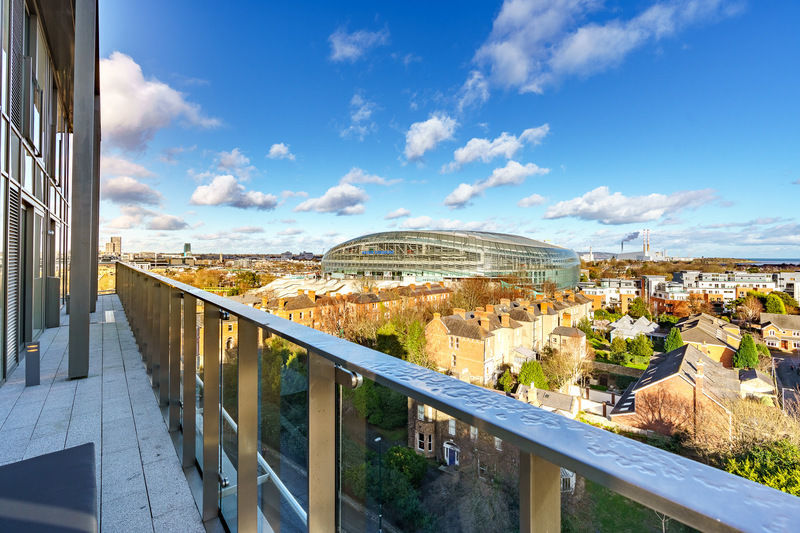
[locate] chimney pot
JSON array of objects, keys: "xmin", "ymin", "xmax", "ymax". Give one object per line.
[
  {"xmin": 308, "ymin": 290, "xmax": 316, "ymax": 300},
  {"xmin": 501, "ymin": 313, "xmax": 510, "ymax": 327},
  {"xmin": 434, "ymin": 312, "xmax": 441, "ymax": 320},
  {"xmin": 486, "ymin": 304, "xmax": 494, "ymax": 314},
  {"xmin": 297, "ymin": 289, "xmax": 304, "ymax": 296},
  {"xmin": 278, "ymin": 298, "xmax": 286, "ymax": 309}
]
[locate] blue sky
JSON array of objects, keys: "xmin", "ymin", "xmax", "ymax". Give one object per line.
[{"xmin": 97, "ymin": 0, "xmax": 800, "ymax": 258}]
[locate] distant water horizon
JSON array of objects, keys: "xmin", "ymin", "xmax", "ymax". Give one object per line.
[{"xmin": 738, "ymin": 258, "xmax": 800, "ymax": 265}]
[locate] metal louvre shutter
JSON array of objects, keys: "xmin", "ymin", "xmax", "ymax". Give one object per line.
[
  {"xmin": 6, "ymin": 187, "xmax": 20, "ymax": 375},
  {"xmin": 10, "ymin": 0, "xmax": 23, "ymax": 131}
]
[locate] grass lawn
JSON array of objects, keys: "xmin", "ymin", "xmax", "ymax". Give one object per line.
[
  {"xmin": 565, "ymin": 479, "xmax": 698, "ymax": 532},
  {"xmin": 589, "ymin": 337, "xmax": 609, "ymax": 350},
  {"xmin": 594, "ymin": 354, "xmax": 649, "ymax": 370}
]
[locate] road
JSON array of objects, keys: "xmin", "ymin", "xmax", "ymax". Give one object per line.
[{"xmin": 773, "ymin": 353, "xmax": 800, "ymax": 414}]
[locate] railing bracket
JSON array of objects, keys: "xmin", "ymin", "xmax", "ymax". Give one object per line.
[{"xmin": 335, "ymin": 366, "xmax": 363, "ymax": 389}]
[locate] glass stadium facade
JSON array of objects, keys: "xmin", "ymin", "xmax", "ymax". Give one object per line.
[{"xmin": 322, "ymin": 230, "xmax": 580, "ymax": 290}]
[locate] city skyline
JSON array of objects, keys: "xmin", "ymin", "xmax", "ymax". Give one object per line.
[{"xmin": 98, "ymin": 0, "xmax": 799, "ymax": 258}]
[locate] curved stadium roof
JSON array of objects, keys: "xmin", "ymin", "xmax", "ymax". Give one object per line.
[{"xmin": 322, "ymin": 230, "xmax": 579, "ymax": 290}]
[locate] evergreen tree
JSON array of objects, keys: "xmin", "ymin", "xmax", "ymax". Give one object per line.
[
  {"xmin": 735, "ymin": 333, "xmax": 759, "ymax": 369},
  {"xmin": 498, "ymin": 369, "xmax": 514, "ymax": 393},
  {"xmin": 628, "ymin": 334, "xmax": 654, "ymax": 359},
  {"xmin": 628, "ymin": 297, "xmax": 650, "ymax": 319},
  {"xmin": 765, "ymin": 293, "xmax": 787, "ymax": 314},
  {"xmin": 664, "ymin": 328, "xmax": 684, "ymax": 353},
  {"xmin": 518, "ymin": 360, "xmax": 549, "ymax": 389}
]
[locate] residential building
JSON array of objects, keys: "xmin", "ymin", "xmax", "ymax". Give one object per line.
[
  {"xmin": 610, "ymin": 344, "xmax": 775, "ymax": 435},
  {"xmin": 675, "ymin": 314, "xmax": 741, "ymax": 368},
  {"xmin": 608, "ymin": 315, "xmax": 666, "ymax": 342},
  {"xmin": 650, "ymin": 281, "xmax": 692, "ymax": 315},
  {"xmin": 773, "ymin": 272, "xmax": 800, "ymax": 301},
  {"xmin": 578, "ymin": 277, "xmax": 640, "ymax": 311},
  {"xmin": 425, "ymin": 293, "xmax": 590, "ymax": 384},
  {"xmin": 761, "ymin": 313, "xmax": 800, "ymax": 352},
  {"xmin": 104, "ymin": 236, "xmax": 122, "ymax": 255}
]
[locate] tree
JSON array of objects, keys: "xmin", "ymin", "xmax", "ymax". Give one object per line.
[
  {"xmin": 518, "ymin": 360, "xmax": 549, "ymax": 389},
  {"xmin": 541, "ymin": 280, "xmax": 557, "ymax": 298},
  {"xmin": 771, "ymin": 291, "xmax": 798, "ymax": 311},
  {"xmin": 542, "ymin": 345, "xmax": 591, "ymax": 390},
  {"xmin": 384, "ymin": 446, "xmax": 429, "ymax": 488},
  {"xmin": 664, "ymin": 328, "xmax": 684, "ymax": 353},
  {"xmin": 628, "ymin": 334, "xmax": 654, "ymax": 359},
  {"xmin": 737, "ymin": 296, "xmax": 763, "ymax": 328},
  {"xmin": 688, "ymin": 293, "xmax": 713, "ymax": 315},
  {"xmin": 765, "ymin": 293, "xmax": 787, "ymax": 314},
  {"xmin": 610, "ymin": 336, "xmax": 627, "ymax": 357},
  {"xmin": 734, "ymin": 334, "xmax": 759, "ymax": 369},
  {"xmin": 498, "ymin": 369, "xmax": 514, "ymax": 393},
  {"xmin": 235, "ymin": 270, "xmax": 260, "ymax": 290},
  {"xmin": 628, "ymin": 297, "xmax": 650, "ymax": 320},
  {"xmin": 576, "ymin": 316, "xmax": 593, "ymax": 339},
  {"xmin": 725, "ymin": 440, "xmax": 800, "ymax": 497}
]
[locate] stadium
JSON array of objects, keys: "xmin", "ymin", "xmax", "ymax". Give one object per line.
[{"xmin": 322, "ymin": 230, "xmax": 580, "ymax": 290}]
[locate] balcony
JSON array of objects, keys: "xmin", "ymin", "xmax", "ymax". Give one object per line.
[{"xmin": 5, "ymin": 261, "xmax": 799, "ymax": 532}]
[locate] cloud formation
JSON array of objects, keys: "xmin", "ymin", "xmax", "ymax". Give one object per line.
[
  {"xmin": 190, "ymin": 175, "xmax": 279, "ymax": 210},
  {"xmin": 217, "ymin": 148, "xmax": 256, "ymax": 179},
  {"xmin": 544, "ymin": 186, "xmax": 718, "ymax": 224},
  {"xmin": 294, "ymin": 183, "xmax": 369, "ymax": 216},
  {"xmin": 100, "ymin": 155, "xmax": 154, "ymax": 178},
  {"xmin": 277, "ymin": 227, "xmax": 305, "ymax": 236},
  {"xmin": 102, "ymin": 176, "xmax": 162, "ymax": 206},
  {"xmin": 100, "ymin": 52, "xmax": 219, "ymax": 151},
  {"xmin": 518, "ymin": 194, "xmax": 546, "ymax": 207},
  {"xmin": 457, "ymin": 71, "xmax": 490, "ymax": 112},
  {"xmin": 232, "ymin": 226, "xmax": 265, "ymax": 233},
  {"xmin": 147, "ymin": 214, "xmax": 189, "ymax": 231},
  {"xmin": 444, "ymin": 125, "xmax": 549, "ymax": 172},
  {"xmin": 404, "ymin": 114, "xmax": 458, "ymax": 161},
  {"xmin": 341, "ymin": 94, "xmax": 377, "ymax": 139},
  {"xmin": 267, "ymin": 143, "xmax": 296, "ymax": 160},
  {"xmin": 385, "ymin": 208, "xmax": 411, "ymax": 220},
  {"xmin": 400, "ymin": 216, "xmax": 498, "ymax": 231},
  {"xmin": 329, "ymin": 28, "xmax": 390, "ymax": 62},
  {"xmin": 340, "ymin": 167, "xmax": 399, "ymax": 186},
  {"xmin": 474, "ymin": 0, "xmax": 738, "ymax": 94},
  {"xmin": 444, "ymin": 160, "xmax": 550, "ymax": 209}
]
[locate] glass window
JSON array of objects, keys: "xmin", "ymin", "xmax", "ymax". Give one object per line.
[
  {"xmin": 470, "ymin": 426, "xmax": 477, "ymax": 441},
  {"xmin": 417, "ymin": 404, "xmax": 424, "ymax": 421},
  {"xmin": 427, "ymin": 434, "xmax": 432, "ymax": 452},
  {"xmin": 448, "ymin": 419, "xmax": 455, "ymax": 436},
  {"xmin": 495, "ymin": 437, "xmax": 502, "ymax": 451},
  {"xmin": 417, "ymin": 432, "xmax": 424, "ymax": 451}
]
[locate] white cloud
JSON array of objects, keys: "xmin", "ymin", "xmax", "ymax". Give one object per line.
[
  {"xmin": 100, "ymin": 52, "xmax": 219, "ymax": 150},
  {"xmin": 281, "ymin": 190, "xmax": 309, "ymax": 199},
  {"xmin": 385, "ymin": 208, "xmax": 411, "ymax": 220},
  {"xmin": 190, "ymin": 175, "xmax": 279, "ymax": 210},
  {"xmin": 444, "ymin": 160, "xmax": 549, "ymax": 208},
  {"xmin": 294, "ymin": 183, "xmax": 369, "ymax": 216},
  {"xmin": 232, "ymin": 226, "xmax": 265, "ymax": 233},
  {"xmin": 277, "ymin": 227, "xmax": 305, "ymax": 236},
  {"xmin": 329, "ymin": 27, "xmax": 390, "ymax": 62},
  {"xmin": 404, "ymin": 114, "xmax": 458, "ymax": 161},
  {"xmin": 543, "ymin": 186, "xmax": 718, "ymax": 224},
  {"xmin": 474, "ymin": 0, "xmax": 737, "ymax": 94},
  {"xmin": 341, "ymin": 94, "xmax": 377, "ymax": 140},
  {"xmin": 444, "ymin": 124, "xmax": 549, "ymax": 172},
  {"xmin": 339, "ymin": 167, "xmax": 399, "ymax": 186},
  {"xmin": 100, "ymin": 155, "xmax": 155, "ymax": 178},
  {"xmin": 457, "ymin": 70, "xmax": 490, "ymax": 112},
  {"xmin": 518, "ymin": 194, "xmax": 546, "ymax": 207},
  {"xmin": 147, "ymin": 214, "xmax": 189, "ymax": 231},
  {"xmin": 102, "ymin": 176, "xmax": 162, "ymax": 205},
  {"xmin": 400, "ymin": 216, "xmax": 498, "ymax": 232},
  {"xmin": 217, "ymin": 148, "xmax": 256, "ymax": 179},
  {"xmin": 106, "ymin": 206, "xmax": 150, "ymax": 229},
  {"xmin": 267, "ymin": 143, "xmax": 296, "ymax": 160}
]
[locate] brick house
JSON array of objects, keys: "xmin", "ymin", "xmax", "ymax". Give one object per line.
[
  {"xmin": 610, "ymin": 344, "xmax": 737, "ymax": 435},
  {"xmin": 407, "ymin": 398, "xmax": 519, "ymax": 480},
  {"xmin": 262, "ymin": 290, "xmax": 318, "ymax": 327}
]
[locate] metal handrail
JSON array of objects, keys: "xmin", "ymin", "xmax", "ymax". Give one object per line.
[
  {"xmin": 117, "ymin": 262, "xmax": 800, "ymax": 532},
  {"xmin": 194, "ymin": 375, "xmax": 309, "ymax": 525}
]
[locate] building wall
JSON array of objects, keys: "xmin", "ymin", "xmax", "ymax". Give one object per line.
[
  {"xmin": 0, "ymin": 1, "xmax": 83, "ymax": 381},
  {"xmin": 685, "ymin": 342, "xmax": 735, "ymax": 369},
  {"xmin": 425, "ymin": 317, "xmax": 486, "ymax": 381}
]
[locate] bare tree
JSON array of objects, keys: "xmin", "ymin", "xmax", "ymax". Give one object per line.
[
  {"xmin": 688, "ymin": 293, "xmax": 713, "ymax": 315},
  {"xmin": 737, "ymin": 296, "xmax": 763, "ymax": 329},
  {"xmin": 542, "ymin": 343, "xmax": 592, "ymax": 392},
  {"xmin": 541, "ymin": 280, "xmax": 557, "ymax": 298}
]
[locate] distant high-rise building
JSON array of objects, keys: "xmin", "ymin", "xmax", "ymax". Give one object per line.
[
  {"xmin": 184, "ymin": 243, "xmax": 192, "ymax": 257},
  {"xmin": 105, "ymin": 236, "xmax": 122, "ymax": 255}
]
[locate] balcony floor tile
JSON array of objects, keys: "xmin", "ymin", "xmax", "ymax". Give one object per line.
[{"xmin": 0, "ymin": 294, "xmax": 204, "ymax": 532}]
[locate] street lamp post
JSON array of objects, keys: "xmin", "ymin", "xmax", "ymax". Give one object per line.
[{"xmin": 375, "ymin": 436, "xmax": 383, "ymax": 532}]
